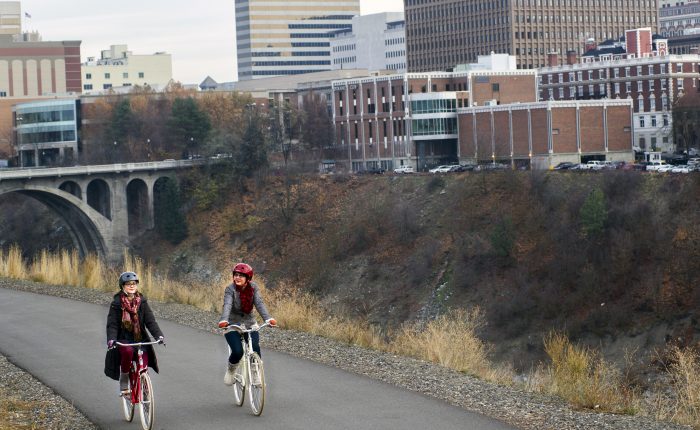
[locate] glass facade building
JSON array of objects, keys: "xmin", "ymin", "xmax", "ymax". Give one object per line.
[
  {"xmin": 235, "ymin": 0, "xmax": 360, "ymax": 80},
  {"xmin": 14, "ymin": 99, "xmax": 80, "ymax": 167}
]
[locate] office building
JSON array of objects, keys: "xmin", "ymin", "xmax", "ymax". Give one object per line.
[
  {"xmin": 404, "ymin": 0, "xmax": 658, "ymax": 72},
  {"xmin": 330, "ymin": 12, "xmax": 406, "ymax": 73},
  {"xmin": 0, "ymin": 1, "xmax": 19, "ymax": 38},
  {"xmin": 235, "ymin": 0, "xmax": 359, "ymax": 80},
  {"xmin": 660, "ymin": 0, "xmax": 700, "ymax": 37},
  {"xmin": 81, "ymin": 45, "xmax": 172, "ymax": 95}
]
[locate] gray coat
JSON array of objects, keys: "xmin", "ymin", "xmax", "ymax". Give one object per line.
[{"xmin": 219, "ymin": 281, "xmax": 272, "ymax": 327}]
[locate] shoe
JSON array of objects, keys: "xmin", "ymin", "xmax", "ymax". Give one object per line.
[
  {"xmin": 223, "ymin": 363, "xmax": 236, "ymax": 386},
  {"xmin": 119, "ymin": 372, "xmax": 130, "ymax": 394}
]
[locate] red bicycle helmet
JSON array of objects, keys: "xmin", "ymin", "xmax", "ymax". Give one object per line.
[{"xmin": 232, "ymin": 263, "xmax": 254, "ymax": 280}]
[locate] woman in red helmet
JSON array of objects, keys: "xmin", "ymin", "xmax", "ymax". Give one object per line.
[{"xmin": 217, "ymin": 263, "xmax": 277, "ymax": 385}]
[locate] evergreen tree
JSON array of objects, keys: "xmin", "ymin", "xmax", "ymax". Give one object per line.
[
  {"xmin": 235, "ymin": 109, "xmax": 268, "ymax": 177},
  {"xmin": 168, "ymin": 97, "xmax": 211, "ymax": 158},
  {"xmin": 579, "ymin": 188, "xmax": 607, "ymax": 238}
]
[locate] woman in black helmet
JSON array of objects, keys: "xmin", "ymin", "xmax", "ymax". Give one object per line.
[{"xmin": 104, "ymin": 271, "xmax": 164, "ymax": 394}]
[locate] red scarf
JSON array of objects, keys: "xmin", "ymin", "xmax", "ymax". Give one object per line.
[
  {"xmin": 120, "ymin": 292, "xmax": 142, "ymax": 341},
  {"xmin": 236, "ymin": 283, "xmax": 254, "ymax": 314}
]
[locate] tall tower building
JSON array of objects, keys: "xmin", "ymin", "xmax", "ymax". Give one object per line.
[
  {"xmin": 404, "ymin": 0, "xmax": 659, "ymax": 72},
  {"xmin": 235, "ymin": 0, "xmax": 360, "ymax": 80}
]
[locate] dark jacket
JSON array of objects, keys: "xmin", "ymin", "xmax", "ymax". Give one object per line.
[{"xmin": 104, "ymin": 292, "xmax": 164, "ymax": 380}]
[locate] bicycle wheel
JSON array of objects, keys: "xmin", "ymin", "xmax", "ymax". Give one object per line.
[
  {"xmin": 121, "ymin": 391, "xmax": 134, "ymax": 422},
  {"xmin": 139, "ymin": 373, "xmax": 155, "ymax": 430},
  {"xmin": 121, "ymin": 370, "xmax": 135, "ymax": 422},
  {"xmin": 248, "ymin": 353, "xmax": 265, "ymax": 416},
  {"xmin": 232, "ymin": 362, "xmax": 245, "ymax": 407}
]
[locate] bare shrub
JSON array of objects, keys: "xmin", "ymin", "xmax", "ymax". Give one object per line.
[
  {"xmin": 656, "ymin": 346, "xmax": 700, "ymax": 427},
  {"xmin": 388, "ymin": 308, "xmax": 504, "ymax": 381},
  {"xmin": 537, "ymin": 332, "xmax": 639, "ymax": 413}
]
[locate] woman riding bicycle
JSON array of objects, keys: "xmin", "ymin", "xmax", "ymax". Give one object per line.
[
  {"xmin": 218, "ymin": 263, "xmax": 276, "ymax": 385},
  {"xmin": 105, "ymin": 271, "xmax": 164, "ymax": 394}
]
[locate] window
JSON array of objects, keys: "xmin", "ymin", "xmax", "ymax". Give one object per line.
[
  {"xmin": 138, "ymin": 72, "xmax": 145, "ymax": 78},
  {"xmin": 83, "ymin": 84, "xmax": 93, "ymax": 90},
  {"xmin": 0, "ymin": 91, "xmax": 6, "ymax": 97},
  {"xmin": 103, "ymin": 83, "xmax": 112, "ymax": 89},
  {"xmin": 651, "ymin": 115, "xmax": 657, "ymax": 127},
  {"xmin": 85, "ymin": 73, "xmax": 92, "ymax": 80},
  {"xmin": 104, "ymin": 73, "xmax": 110, "ymax": 79},
  {"xmin": 639, "ymin": 116, "xmax": 645, "ymax": 127},
  {"xmin": 123, "ymin": 72, "xmax": 128, "ymax": 78}
]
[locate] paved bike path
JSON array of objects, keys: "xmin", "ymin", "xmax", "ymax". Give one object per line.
[{"xmin": 0, "ymin": 288, "xmax": 517, "ymax": 430}]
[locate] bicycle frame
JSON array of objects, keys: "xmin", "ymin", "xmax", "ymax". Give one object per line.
[
  {"xmin": 114, "ymin": 340, "xmax": 161, "ymax": 404},
  {"xmin": 220, "ymin": 322, "xmax": 270, "ymax": 415}
]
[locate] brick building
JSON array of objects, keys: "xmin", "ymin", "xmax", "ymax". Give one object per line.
[
  {"xmin": 404, "ymin": 0, "xmax": 658, "ymax": 73},
  {"xmin": 331, "ymin": 55, "xmax": 538, "ymax": 171},
  {"xmin": 538, "ymin": 28, "xmax": 700, "ymax": 153},
  {"xmin": 458, "ymin": 99, "xmax": 634, "ymax": 170}
]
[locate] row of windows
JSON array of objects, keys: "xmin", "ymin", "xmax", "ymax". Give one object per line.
[
  {"xmin": 291, "ymin": 42, "xmax": 330, "ymax": 47},
  {"xmin": 386, "ymin": 63, "xmax": 406, "ymax": 70},
  {"xmin": 333, "ymin": 57, "xmax": 356, "ymax": 64},
  {"xmin": 545, "ymin": 85, "xmax": 671, "ymax": 111},
  {"xmin": 252, "ymin": 60, "xmax": 330, "ymax": 66},
  {"xmin": 386, "ymin": 50, "xmax": 405, "ymax": 58},
  {"xmin": 638, "ymin": 114, "xmax": 670, "ymax": 128},
  {"xmin": 514, "ymin": 13, "xmax": 656, "ymax": 24},
  {"xmin": 411, "ymin": 99, "xmax": 457, "ymax": 114},
  {"xmin": 249, "ymin": 69, "xmax": 329, "ymax": 76},
  {"xmin": 16, "ymin": 108, "xmax": 74, "ymax": 124},
  {"xmin": 513, "ymin": 0, "xmax": 652, "ymax": 6},
  {"xmin": 17, "ymin": 129, "xmax": 76, "ymax": 145},
  {"xmin": 385, "ymin": 37, "xmax": 405, "ymax": 46},
  {"xmin": 411, "ymin": 118, "xmax": 458, "ymax": 136},
  {"xmin": 288, "ymin": 23, "xmax": 352, "ymax": 29},
  {"xmin": 333, "ymin": 43, "xmax": 356, "ymax": 52},
  {"xmin": 85, "ymin": 72, "xmax": 145, "ymax": 79}
]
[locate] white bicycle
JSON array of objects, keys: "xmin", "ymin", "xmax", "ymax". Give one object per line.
[{"xmin": 220, "ymin": 322, "xmax": 270, "ymax": 416}]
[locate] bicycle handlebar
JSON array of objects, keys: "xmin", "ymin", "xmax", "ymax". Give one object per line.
[
  {"xmin": 109, "ymin": 339, "xmax": 164, "ymax": 350},
  {"xmin": 219, "ymin": 321, "xmax": 272, "ymax": 334}
]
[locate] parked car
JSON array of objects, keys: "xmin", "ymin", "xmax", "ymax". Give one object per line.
[
  {"xmin": 671, "ymin": 164, "xmax": 692, "ymax": 174},
  {"xmin": 552, "ymin": 161, "xmax": 577, "ymax": 170},
  {"xmin": 393, "ymin": 165, "xmax": 414, "ymax": 174},
  {"xmin": 429, "ymin": 165, "xmax": 455, "ymax": 173},
  {"xmin": 579, "ymin": 160, "xmax": 605, "ymax": 170},
  {"xmin": 645, "ymin": 161, "xmax": 667, "ymax": 172},
  {"xmin": 688, "ymin": 157, "xmax": 700, "ymax": 166},
  {"xmin": 453, "ymin": 164, "xmax": 477, "ymax": 172},
  {"xmin": 657, "ymin": 164, "xmax": 674, "ymax": 173}
]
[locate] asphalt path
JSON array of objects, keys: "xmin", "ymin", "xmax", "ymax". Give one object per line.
[{"xmin": 0, "ymin": 288, "xmax": 517, "ymax": 430}]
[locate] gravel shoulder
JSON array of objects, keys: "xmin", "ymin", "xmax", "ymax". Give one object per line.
[{"xmin": 0, "ymin": 278, "xmax": 690, "ymax": 430}]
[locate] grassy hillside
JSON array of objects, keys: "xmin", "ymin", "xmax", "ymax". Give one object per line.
[{"xmin": 143, "ymin": 169, "xmax": 700, "ymax": 372}]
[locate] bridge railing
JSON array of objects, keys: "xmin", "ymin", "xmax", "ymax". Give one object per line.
[{"xmin": 0, "ymin": 159, "xmax": 202, "ymax": 181}]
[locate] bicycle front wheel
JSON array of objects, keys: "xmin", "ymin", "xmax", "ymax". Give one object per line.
[
  {"xmin": 248, "ymin": 353, "xmax": 265, "ymax": 416},
  {"xmin": 121, "ymin": 390, "xmax": 134, "ymax": 422},
  {"xmin": 139, "ymin": 373, "xmax": 155, "ymax": 430},
  {"xmin": 232, "ymin": 362, "xmax": 245, "ymax": 407}
]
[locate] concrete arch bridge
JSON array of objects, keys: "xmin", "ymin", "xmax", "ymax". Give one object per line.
[{"xmin": 0, "ymin": 160, "xmax": 197, "ymax": 262}]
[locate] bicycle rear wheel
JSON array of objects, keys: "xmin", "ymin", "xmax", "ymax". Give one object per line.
[
  {"xmin": 248, "ymin": 353, "xmax": 265, "ymax": 416},
  {"xmin": 139, "ymin": 373, "xmax": 155, "ymax": 430},
  {"xmin": 232, "ymin": 362, "xmax": 245, "ymax": 407}
]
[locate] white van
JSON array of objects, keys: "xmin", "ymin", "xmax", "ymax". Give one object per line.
[{"xmin": 394, "ymin": 165, "xmax": 414, "ymax": 174}]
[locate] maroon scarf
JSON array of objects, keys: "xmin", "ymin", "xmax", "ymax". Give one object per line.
[
  {"xmin": 236, "ymin": 283, "xmax": 254, "ymax": 314},
  {"xmin": 120, "ymin": 292, "xmax": 142, "ymax": 341}
]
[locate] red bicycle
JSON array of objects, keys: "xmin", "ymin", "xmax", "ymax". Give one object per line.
[{"xmin": 113, "ymin": 340, "xmax": 163, "ymax": 430}]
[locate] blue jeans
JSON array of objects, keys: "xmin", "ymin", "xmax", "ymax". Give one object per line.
[{"xmin": 224, "ymin": 331, "xmax": 260, "ymax": 365}]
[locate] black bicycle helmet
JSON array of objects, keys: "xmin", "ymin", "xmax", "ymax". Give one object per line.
[{"xmin": 119, "ymin": 271, "xmax": 139, "ymax": 287}]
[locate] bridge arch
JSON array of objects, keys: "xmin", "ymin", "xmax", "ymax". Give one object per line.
[
  {"xmin": 59, "ymin": 180, "xmax": 82, "ymax": 199},
  {"xmin": 0, "ymin": 186, "xmax": 108, "ymax": 258},
  {"xmin": 86, "ymin": 179, "xmax": 111, "ymax": 220},
  {"xmin": 126, "ymin": 178, "xmax": 150, "ymax": 236}
]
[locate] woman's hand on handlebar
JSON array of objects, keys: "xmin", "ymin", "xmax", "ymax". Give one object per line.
[
  {"xmin": 218, "ymin": 320, "xmax": 229, "ymax": 328},
  {"xmin": 265, "ymin": 318, "xmax": 277, "ymax": 327}
]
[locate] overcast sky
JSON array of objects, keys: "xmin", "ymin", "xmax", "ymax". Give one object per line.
[{"xmin": 20, "ymin": 0, "xmax": 404, "ymax": 85}]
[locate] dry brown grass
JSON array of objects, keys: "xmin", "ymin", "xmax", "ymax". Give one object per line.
[
  {"xmin": 0, "ymin": 390, "xmax": 38, "ymax": 430},
  {"xmin": 650, "ymin": 346, "xmax": 700, "ymax": 428},
  {"xmin": 531, "ymin": 332, "xmax": 639, "ymax": 414}
]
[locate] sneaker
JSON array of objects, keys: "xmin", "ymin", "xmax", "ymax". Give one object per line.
[{"xmin": 223, "ymin": 363, "xmax": 236, "ymax": 386}]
